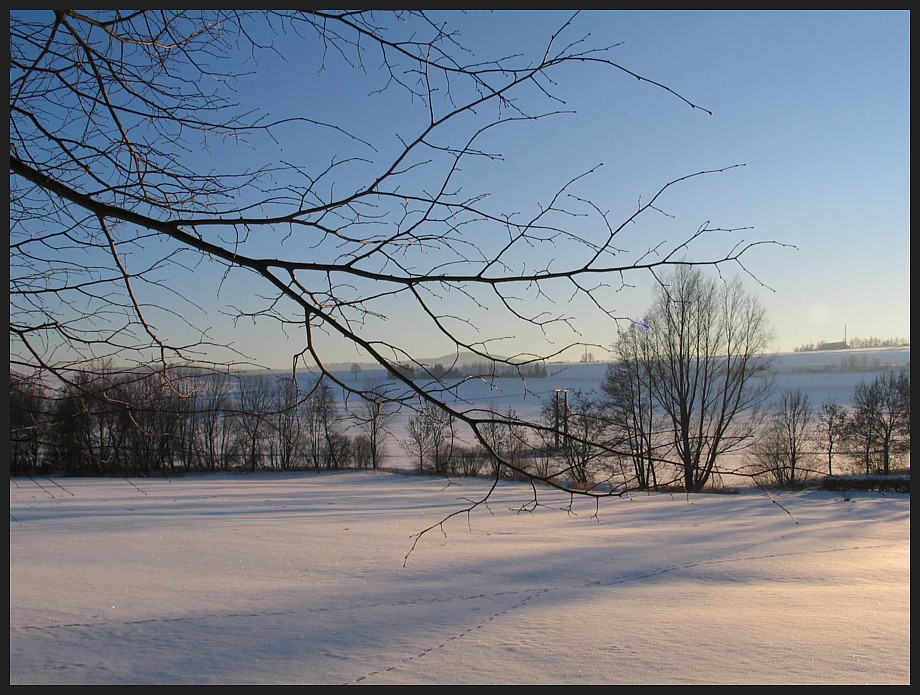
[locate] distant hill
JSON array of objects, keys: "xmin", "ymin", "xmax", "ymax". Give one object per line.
[
  {"xmin": 318, "ymin": 346, "xmax": 910, "ymax": 376},
  {"xmin": 768, "ymin": 346, "xmax": 910, "ymax": 375},
  {"xmin": 320, "ymin": 351, "xmax": 514, "ymax": 373}
]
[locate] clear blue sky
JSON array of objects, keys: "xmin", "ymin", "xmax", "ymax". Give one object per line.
[
  {"xmin": 222, "ymin": 9, "xmax": 908, "ymax": 365},
  {"xmin": 25, "ymin": 10, "xmax": 908, "ymax": 368},
  {"xmin": 564, "ymin": 9, "xmax": 911, "ymax": 354}
]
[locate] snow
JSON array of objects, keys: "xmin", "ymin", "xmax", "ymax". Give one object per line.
[
  {"xmin": 10, "ymin": 470, "xmax": 910, "ymax": 685},
  {"xmin": 10, "ymin": 348, "xmax": 910, "ymax": 684}
]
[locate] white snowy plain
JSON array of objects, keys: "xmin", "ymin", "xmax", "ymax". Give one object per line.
[{"xmin": 9, "ymin": 348, "xmax": 911, "ymax": 685}]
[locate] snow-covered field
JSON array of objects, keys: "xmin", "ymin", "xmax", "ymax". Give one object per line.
[
  {"xmin": 9, "ymin": 348, "xmax": 910, "ymax": 684},
  {"xmin": 9, "ymin": 471, "xmax": 909, "ymax": 684}
]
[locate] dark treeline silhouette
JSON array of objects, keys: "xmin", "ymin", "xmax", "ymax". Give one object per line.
[
  {"xmin": 388, "ymin": 360, "xmax": 548, "ymax": 382},
  {"xmin": 794, "ymin": 336, "xmax": 910, "ymax": 352},
  {"xmin": 10, "ymin": 357, "xmax": 909, "ymax": 491},
  {"xmin": 9, "ymin": 365, "xmax": 390, "ymax": 478}
]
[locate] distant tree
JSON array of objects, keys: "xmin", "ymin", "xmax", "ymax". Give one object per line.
[
  {"xmin": 474, "ymin": 404, "xmax": 532, "ymax": 480},
  {"xmin": 348, "ymin": 378, "xmax": 400, "ymax": 470},
  {"xmin": 167, "ymin": 370, "xmax": 202, "ymax": 474},
  {"xmin": 302, "ymin": 377, "xmax": 346, "ymax": 470},
  {"xmin": 846, "ymin": 394, "xmax": 878, "ymax": 476},
  {"xmin": 46, "ymin": 363, "xmax": 165, "ymax": 476},
  {"xmin": 894, "ymin": 368, "xmax": 910, "ymax": 452},
  {"xmin": 601, "ymin": 320, "xmax": 663, "ymax": 490},
  {"xmin": 402, "ymin": 401, "xmax": 456, "ymax": 476},
  {"xmin": 274, "ymin": 375, "xmax": 307, "ymax": 471},
  {"xmin": 10, "ymin": 373, "xmax": 50, "ymax": 475},
  {"xmin": 633, "ymin": 266, "xmax": 774, "ymax": 492},
  {"xmin": 814, "ymin": 401, "xmax": 849, "ymax": 476},
  {"xmin": 402, "ymin": 405, "xmax": 436, "ymax": 475},
  {"xmin": 236, "ymin": 374, "xmax": 274, "ymax": 471},
  {"xmin": 540, "ymin": 389, "xmax": 610, "ymax": 487},
  {"xmin": 117, "ymin": 369, "xmax": 186, "ymax": 476},
  {"xmin": 429, "ymin": 410, "xmax": 460, "ymax": 477},
  {"xmin": 751, "ymin": 388, "xmax": 813, "ymax": 486},
  {"xmin": 848, "ymin": 370, "xmax": 910, "ymax": 474},
  {"xmin": 197, "ymin": 371, "xmax": 239, "ymax": 471}
]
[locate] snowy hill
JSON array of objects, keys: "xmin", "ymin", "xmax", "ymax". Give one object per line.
[{"xmin": 321, "ymin": 346, "xmax": 910, "ymax": 414}]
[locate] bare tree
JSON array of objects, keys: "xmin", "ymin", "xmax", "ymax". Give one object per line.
[
  {"xmin": 751, "ymin": 388, "xmax": 813, "ymax": 487},
  {"xmin": 301, "ymin": 377, "xmax": 347, "ymax": 470},
  {"xmin": 47, "ymin": 364, "xmax": 131, "ymax": 476},
  {"xmin": 196, "ymin": 370, "xmax": 239, "ymax": 471},
  {"xmin": 540, "ymin": 389, "xmax": 611, "ymax": 487},
  {"xmin": 235, "ymin": 374, "xmax": 273, "ymax": 471},
  {"xmin": 10, "ymin": 11, "xmax": 781, "ymax": 507},
  {"xmin": 10, "ymin": 372, "xmax": 50, "ymax": 475},
  {"xmin": 274, "ymin": 375, "xmax": 307, "ymax": 471},
  {"xmin": 402, "ymin": 401, "xmax": 457, "ymax": 476},
  {"xmin": 476, "ymin": 404, "xmax": 532, "ymax": 480},
  {"xmin": 848, "ymin": 370, "xmax": 910, "ymax": 474},
  {"xmin": 601, "ymin": 320, "xmax": 665, "ymax": 490},
  {"xmin": 641, "ymin": 266, "xmax": 774, "ymax": 492},
  {"xmin": 347, "ymin": 378, "xmax": 400, "ymax": 470},
  {"xmin": 815, "ymin": 401, "xmax": 849, "ymax": 476},
  {"xmin": 117, "ymin": 369, "xmax": 180, "ymax": 476}
]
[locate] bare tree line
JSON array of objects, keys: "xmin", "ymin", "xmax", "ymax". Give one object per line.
[
  {"xmin": 749, "ymin": 371, "xmax": 910, "ymax": 487},
  {"xmin": 8, "ymin": 366, "xmax": 398, "ymax": 477},
  {"xmin": 9, "ymin": 358, "xmax": 909, "ymax": 488},
  {"xmin": 11, "ymin": 267, "xmax": 909, "ymax": 489},
  {"xmin": 396, "ymin": 266, "xmax": 910, "ymax": 491}
]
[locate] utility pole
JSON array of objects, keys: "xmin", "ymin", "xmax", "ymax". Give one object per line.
[{"xmin": 553, "ymin": 388, "xmax": 569, "ymax": 449}]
